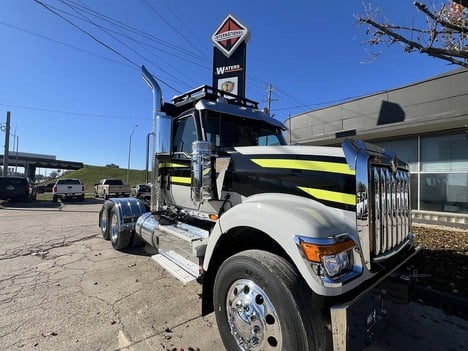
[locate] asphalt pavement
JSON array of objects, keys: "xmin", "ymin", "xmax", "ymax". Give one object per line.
[{"xmin": 0, "ymin": 200, "xmax": 466, "ymax": 351}]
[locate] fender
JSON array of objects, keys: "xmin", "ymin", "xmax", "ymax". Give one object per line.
[
  {"xmin": 204, "ymin": 193, "xmax": 369, "ymax": 296},
  {"xmin": 103, "ymin": 197, "xmax": 148, "ymax": 232}
]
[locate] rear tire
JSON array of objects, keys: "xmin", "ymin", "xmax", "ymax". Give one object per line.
[
  {"xmin": 109, "ymin": 206, "xmax": 131, "ymax": 250},
  {"xmin": 213, "ymin": 250, "xmax": 331, "ymax": 351},
  {"xmin": 99, "ymin": 201, "xmax": 114, "ymax": 240}
]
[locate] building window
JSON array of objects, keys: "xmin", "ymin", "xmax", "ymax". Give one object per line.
[
  {"xmin": 420, "ymin": 131, "xmax": 468, "ymax": 213},
  {"xmin": 377, "ymin": 130, "xmax": 468, "ymax": 214},
  {"xmin": 378, "ymin": 138, "xmax": 418, "ymax": 172},
  {"xmin": 421, "ymin": 132, "xmax": 468, "ymax": 172}
]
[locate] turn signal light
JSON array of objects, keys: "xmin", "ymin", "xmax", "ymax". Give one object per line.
[{"xmin": 300, "ymin": 239, "xmax": 355, "ymax": 263}]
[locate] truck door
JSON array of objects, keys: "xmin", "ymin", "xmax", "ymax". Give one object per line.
[{"xmin": 163, "ymin": 113, "xmax": 198, "ymax": 209}]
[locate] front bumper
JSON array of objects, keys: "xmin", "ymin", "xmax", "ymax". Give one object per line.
[{"xmin": 330, "ymin": 246, "xmax": 420, "ymax": 351}]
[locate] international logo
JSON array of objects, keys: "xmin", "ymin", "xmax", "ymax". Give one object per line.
[{"xmin": 211, "ymin": 14, "xmax": 250, "ymax": 58}]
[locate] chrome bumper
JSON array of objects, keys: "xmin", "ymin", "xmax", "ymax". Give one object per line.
[{"xmin": 330, "ymin": 246, "xmax": 420, "ymax": 351}]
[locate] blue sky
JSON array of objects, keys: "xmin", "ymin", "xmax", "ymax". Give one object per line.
[{"xmin": 0, "ymin": 0, "xmax": 454, "ymax": 171}]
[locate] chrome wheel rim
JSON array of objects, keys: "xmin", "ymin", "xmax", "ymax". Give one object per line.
[
  {"xmin": 110, "ymin": 213, "xmax": 119, "ymax": 243},
  {"xmin": 100, "ymin": 216, "xmax": 107, "ymax": 234},
  {"xmin": 226, "ymin": 279, "xmax": 282, "ymax": 350}
]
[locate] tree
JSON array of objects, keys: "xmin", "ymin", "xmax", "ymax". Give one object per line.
[{"xmin": 358, "ymin": 1, "xmax": 467, "ymax": 67}]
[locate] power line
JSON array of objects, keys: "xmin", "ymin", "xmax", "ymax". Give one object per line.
[
  {"xmin": 0, "ymin": 20, "xmax": 132, "ymax": 69},
  {"xmin": 0, "ymin": 103, "xmax": 147, "ymax": 121},
  {"xmin": 33, "ymin": 0, "xmax": 139, "ymax": 68},
  {"xmin": 33, "ymin": 0, "xmax": 181, "ymax": 93},
  {"xmin": 61, "ymin": 0, "xmax": 209, "ymax": 64},
  {"xmin": 160, "ymin": 0, "xmax": 209, "ymax": 57},
  {"xmin": 55, "ymin": 0, "xmax": 209, "ymax": 88},
  {"xmin": 142, "ymin": 0, "xmax": 208, "ymax": 58},
  {"xmin": 58, "ymin": 0, "xmax": 192, "ymax": 89}
]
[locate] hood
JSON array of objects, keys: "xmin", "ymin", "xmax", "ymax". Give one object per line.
[{"xmin": 223, "ymin": 145, "xmax": 357, "ymax": 212}]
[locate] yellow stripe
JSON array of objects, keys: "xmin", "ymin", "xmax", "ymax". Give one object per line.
[
  {"xmin": 251, "ymin": 159, "xmax": 355, "ymax": 175},
  {"xmin": 160, "ymin": 162, "xmax": 188, "ymax": 168},
  {"xmin": 170, "ymin": 176, "xmax": 191, "ymax": 184},
  {"xmin": 298, "ymin": 187, "xmax": 356, "ymax": 206}
]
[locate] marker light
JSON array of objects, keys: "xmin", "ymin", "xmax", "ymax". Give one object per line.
[{"xmin": 300, "ymin": 239, "xmax": 355, "ymax": 263}]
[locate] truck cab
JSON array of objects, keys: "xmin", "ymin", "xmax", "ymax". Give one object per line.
[
  {"xmin": 98, "ymin": 66, "xmax": 419, "ymax": 351},
  {"xmin": 160, "ymin": 86, "xmax": 286, "ymax": 212}
]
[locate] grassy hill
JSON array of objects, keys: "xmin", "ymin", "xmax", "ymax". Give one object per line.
[{"xmin": 56, "ymin": 165, "xmax": 150, "ymax": 193}]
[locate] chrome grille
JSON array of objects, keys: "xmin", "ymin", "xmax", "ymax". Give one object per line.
[{"xmin": 370, "ymin": 165, "xmax": 410, "ymax": 259}]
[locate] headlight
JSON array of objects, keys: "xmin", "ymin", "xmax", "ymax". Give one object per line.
[
  {"xmin": 298, "ymin": 237, "xmax": 355, "ymax": 279},
  {"xmin": 321, "ymin": 250, "xmax": 352, "ymax": 277}
]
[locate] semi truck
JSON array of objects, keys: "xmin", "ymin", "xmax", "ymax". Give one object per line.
[{"xmin": 98, "ymin": 66, "xmax": 420, "ymax": 351}]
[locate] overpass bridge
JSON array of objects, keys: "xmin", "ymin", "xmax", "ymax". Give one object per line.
[{"xmin": 0, "ymin": 152, "xmax": 83, "ymax": 180}]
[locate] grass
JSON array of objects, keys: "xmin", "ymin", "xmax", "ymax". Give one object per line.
[{"xmin": 38, "ymin": 165, "xmax": 151, "ymax": 194}]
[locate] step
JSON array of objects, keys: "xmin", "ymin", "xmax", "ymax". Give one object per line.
[
  {"xmin": 151, "ymin": 249, "xmax": 199, "ymax": 285},
  {"xmin": 158, "ymin": 222, "xmax": 208, "ymax": 243}
]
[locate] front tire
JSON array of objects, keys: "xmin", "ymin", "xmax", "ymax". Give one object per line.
[
  {"xmin": 213, "ymin": 250, "xmax": 330, "ymax": 351},
  {"xmin": 109, "ymin": 206, "xmax": 130, "ymax": 250}
]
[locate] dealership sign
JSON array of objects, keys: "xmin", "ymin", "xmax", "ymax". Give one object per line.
[
  {"xmin": 212, "ymin": 15, "xmax": 250, "ymax": 97},
  {"xmin": 211, "ymin": 15, "xmax": 250, "ymax": 58}
]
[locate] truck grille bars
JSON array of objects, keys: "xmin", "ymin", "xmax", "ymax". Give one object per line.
[
  {"xmin": 342, "ymin": 139, "xmax": 413, "ymax": 269},
  {"xmin": 369, "ymin": 165, "xmax": 411, "ymax": 261}
]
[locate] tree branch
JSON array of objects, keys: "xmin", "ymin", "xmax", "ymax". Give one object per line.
[
  {"xmin": 414, "ymin": 1, "xmax": 468, "ymax": 33},
  {"xmin": 360, "ymin": 17, "xmax": 468, "ymax": 67}
]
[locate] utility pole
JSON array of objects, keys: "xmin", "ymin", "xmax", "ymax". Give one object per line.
[
  {"xmin": 2, "ymin": 111, "xmax": 11, "ymax": 176},
  {"xmin": 264, "ymin": 84, "xmax": 278, "ymax": 117}
]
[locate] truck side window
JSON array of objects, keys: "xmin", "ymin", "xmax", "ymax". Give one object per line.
[{"xmin": 173, "ymin": 115, "xmax": 197, "ymax": 157}]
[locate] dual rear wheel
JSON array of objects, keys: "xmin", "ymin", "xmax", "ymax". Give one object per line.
[{"xmin": 99, "ymin": 202, "xmax": 130, "ymax": 249}]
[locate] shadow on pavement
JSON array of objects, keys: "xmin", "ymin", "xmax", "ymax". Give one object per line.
[{"xmin": 0, "ymin": 197, "xmax": 104, "ymax": 210}]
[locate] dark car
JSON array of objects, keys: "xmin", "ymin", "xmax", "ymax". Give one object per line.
[
  {"xmin": 0, "ymin": 176, "xmax": 37, "ymax": 202},
  {"xmin": 131, "ymin": 184, "xmax": 151, "ymax": 200},
  {"xmin": 45, "ymin": 182, "xmax": 55, "ymax": 192}
]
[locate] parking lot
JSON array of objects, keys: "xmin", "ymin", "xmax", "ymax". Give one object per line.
[{"xmin": 0, "ymin": 200, "xmax": 467, "ymax": 351}]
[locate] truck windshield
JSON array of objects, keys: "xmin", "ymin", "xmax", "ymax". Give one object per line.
[{"xmin": 202, "ymin": 111, "xmax": 286, "ymax": 148}]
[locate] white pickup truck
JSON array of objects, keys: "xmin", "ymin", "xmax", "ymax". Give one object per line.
[{"xmin": 52, "ymin": 178, "xmax": 85, "ymax": 202}]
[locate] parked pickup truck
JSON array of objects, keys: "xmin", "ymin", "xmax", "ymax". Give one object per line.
[
  {"xmin": 94, "ymin": 179, "xmax": 131, "ymax": 199},
  {"xmin": 52, "ymin": 178, "xmax": 85, "ymax": 202}
]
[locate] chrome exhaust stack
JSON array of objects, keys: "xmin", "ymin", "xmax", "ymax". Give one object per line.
[{"xmin": 141, "ymin": 65, "xmax": 172, "ymax": 212}]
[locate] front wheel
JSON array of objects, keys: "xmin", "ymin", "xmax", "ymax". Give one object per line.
[{"xmin": 213, "ymin": 250, "xmax": 330, "ymax": 351}]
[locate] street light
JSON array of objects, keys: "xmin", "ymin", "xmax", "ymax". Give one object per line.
[{"xmin": 127, "ymin": 124, "xmax": 138, "ymax": 184}]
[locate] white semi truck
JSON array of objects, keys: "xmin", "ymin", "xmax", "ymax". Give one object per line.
[{"xmin": 98, "ymin": 66, "xmax": 420, "ymax": 351}]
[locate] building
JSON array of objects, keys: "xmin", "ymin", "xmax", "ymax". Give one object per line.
[{"xmin": 285, "ymin": 68, "xmax": 468, "ymax": 227}]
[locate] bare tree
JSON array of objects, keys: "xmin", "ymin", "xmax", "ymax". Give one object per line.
[{"xmin": 358, "ymin": 1, "xmax": 467, "ymax": 67}]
